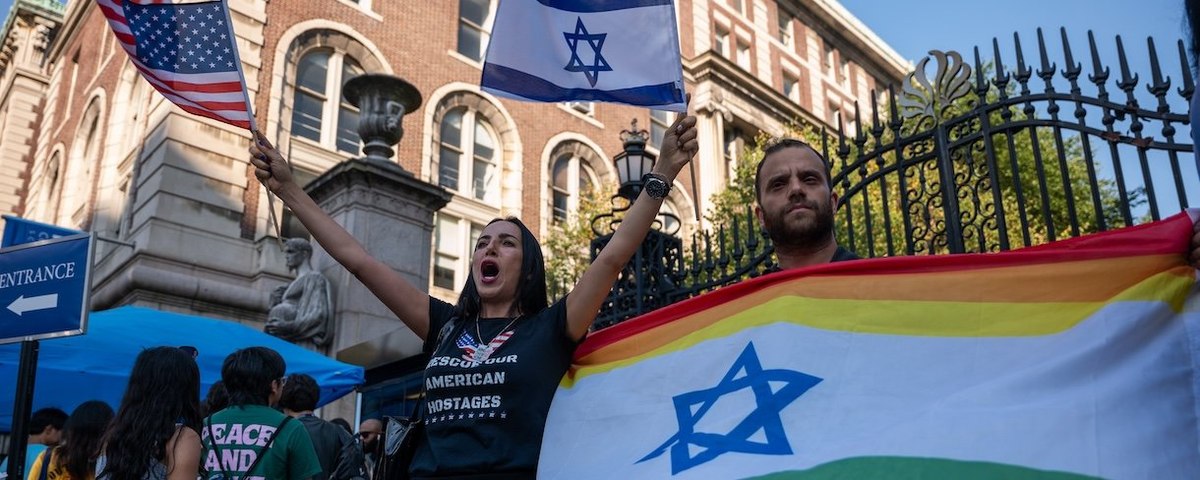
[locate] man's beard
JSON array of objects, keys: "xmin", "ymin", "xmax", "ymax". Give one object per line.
[{"xmin": 764, "ymin": 200, "xmax": 835, "ymax": 250}]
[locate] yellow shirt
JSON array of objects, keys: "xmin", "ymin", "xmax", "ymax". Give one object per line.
[{"xmin": 25, "ymin": 449, "xmax": 95, "ymax": 480}]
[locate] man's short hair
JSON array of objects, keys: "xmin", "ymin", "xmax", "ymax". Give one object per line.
[
  {"xmin": 29, "ymin": 407, "xmax": 68, "ymax": 435},
  {"xmin": 754, "ymin": 138, "xmax": 834, "ymax": 203},
  {"xmin": 277, "ymin": 373, "xmax": 320, "ymax": 412},
  {"xmin": 221, "ymin": 346, "xmax": 286, "ymax": 406}
]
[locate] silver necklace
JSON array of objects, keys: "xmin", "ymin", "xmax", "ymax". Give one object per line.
[{"xmin": 473, "ymin": 315, "xmax": 519, "ymax": 364}]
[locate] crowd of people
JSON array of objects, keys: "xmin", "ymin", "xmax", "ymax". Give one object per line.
[{"xmin": 2, "ymin": 345, "xmax": 380, "ymax": 480}]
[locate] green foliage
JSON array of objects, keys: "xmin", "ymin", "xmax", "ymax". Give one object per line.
[
  {"xmin": 829, "ymin": 79, "xmax": 1143, "ymax": 256},
  {"xmin": 704, "ymin": 73, "xmax": 1143, "ymax": 262},
  {"xmin": 544, "ymin": 183, "xmax": 617, "ymax": 300}
]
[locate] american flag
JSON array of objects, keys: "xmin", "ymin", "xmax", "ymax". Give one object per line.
[{"xmin": 96, "ymin": 0, "xmax": 253, "ymax": 129}]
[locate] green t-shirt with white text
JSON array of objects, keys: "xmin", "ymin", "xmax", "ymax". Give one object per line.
[{"xmin": 202, "ymin": 405, "xmax": 321, "ymax": 480}]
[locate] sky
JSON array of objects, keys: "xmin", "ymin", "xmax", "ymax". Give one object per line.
[{"xmin": 839, "ymin": 0, "xmax": 1184, "ymax": 67}]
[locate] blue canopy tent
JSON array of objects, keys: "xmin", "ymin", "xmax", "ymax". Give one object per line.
[{"xmin": 0, "ymin": 306, "xmax": 364, "ymax": 431}]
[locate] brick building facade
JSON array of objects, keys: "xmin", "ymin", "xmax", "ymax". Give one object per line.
[{"xmin": 0, "ymin": 0, "xmax": 907, "ymax": 413}]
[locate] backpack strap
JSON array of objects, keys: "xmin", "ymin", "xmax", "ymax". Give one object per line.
[
  {"xmin": 241, "ymin": 416, "xmax": 292, "ymax": 479},
  {"xmin": 204, "ymin": 418, "xmax": 226, "ymax": 478},
  {"xmin": 36, "ymin": 449, "xmax": 50, "ymax": 480}
]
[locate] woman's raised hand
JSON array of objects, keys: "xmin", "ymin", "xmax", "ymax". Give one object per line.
[
  {"xmin": 249, "ymin": 130, "xmax": 293, "ymax": 193},
  {"xmin": 654, "ymin": 94, "xmax": 699, "ymax": 178}
]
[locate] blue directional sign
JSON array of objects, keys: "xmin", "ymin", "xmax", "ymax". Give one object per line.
[
  {"xmin": 2, "ymin": 215, "xmax": 82, "ymax": 247},
  {"xmin": 0, "ymin": 233, "xmax": 93, "ymax": 344}
]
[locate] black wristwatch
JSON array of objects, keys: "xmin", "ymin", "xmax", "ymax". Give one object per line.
[{"xmin": 641, "ymin": 173, "xmax": 671, "ymax": 199}]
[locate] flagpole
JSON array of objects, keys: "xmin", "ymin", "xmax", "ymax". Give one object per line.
[{"xmin": 220, "ymin": 0, "xmax": 285, "ymax": 249}]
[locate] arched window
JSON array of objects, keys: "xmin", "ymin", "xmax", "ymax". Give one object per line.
[
  {"xmin": 61, "ymin": 100, "xmax": 103, "ymax": 227},
  {"xmin": 550, "ymin": 153, "xmax": 600, "ymax": 223},
  {"xmin": 457, "ymin": 0, "xmax": 495, "ymax": 62},
  {"xmin": 290, "ymin": 49, "xmax": 363, "ymax": 154},
  {"xmin": 438, "ymin": 108, "xmax": 499, "ymax": 204}
]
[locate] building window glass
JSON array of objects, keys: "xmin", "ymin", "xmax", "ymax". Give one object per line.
[
  {"xmin": 777, "ymin": 12, "xmax": 793, "ymax": 47},
  {"xmin": 563, "ymin": 101, "xmax": 595, "ymax": 116},
  {"xmin": 290, "ymin": 49, "xmax": 362, "ymax": 154},
  {"xmin": 434, "ymin": 215, "xmax": 462, "ymax": 290},
  {"xmin": 783, "ymin": 73, "xmax": 800, "ymax": 102},
  {"xmin": 650, "ymin": 110, "xmax": 673, "ymax": 149},
  {"xmin": 434, "ymin": 214, "xmax": 485, "ymax": 291},
  {"xmin": 723, "ymin": 125, "xmax": 746, "ymax": 178},
  {"xmin": 823, "ymin": 39, "xmax": 835, "ymax": 73},
  {"xmin": 715, "ymin": 27, "xmax": 730, "ymax": 58},
  {"xmin": 458, "ymin": 0, "xmax": 494, "ymax": 61},
  {"xmin": 438, "ymin": 108, "xmax": 500, "ymax": 203},
  {"xmin": 839, "ymin": 57, "xmax": 850, "ymax": 85},
  {"xmin": 550, "ymin": 153, "xmax": 600, "ymax": 223},
  {"xmin": 736, "ymin": 40, "xmax": 751, "ymax": 70},
  {"xmin": 829, "ymin": 102, "xmax": 843, "ymax": 128}
]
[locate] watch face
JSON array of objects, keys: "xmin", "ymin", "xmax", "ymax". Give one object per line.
[{"xmin": 645, "ymin": 177, "xmax": 669, "ymax": 199}]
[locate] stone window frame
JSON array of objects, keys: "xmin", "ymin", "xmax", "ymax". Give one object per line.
[{"xmin": 428, "ymin": 91, "xmax": 519, "ymax": 210}]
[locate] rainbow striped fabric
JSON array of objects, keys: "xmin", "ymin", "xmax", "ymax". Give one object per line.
[{"xmin": 539, "ymin": 211, "xmax": 1200, "ymax": 479}]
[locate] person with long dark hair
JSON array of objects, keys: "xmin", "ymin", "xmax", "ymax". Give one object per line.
[
  {"xmin": 1186, "ymin": 0, "xmax": 1200, "ymax": 269},
  {"xmin": 26, "ymin": 401, "xmax": 113, "ymax": 480},
  {"xmin": 249, "ymin": 99, "xmax": 699, "ymax": 477},
  {"xmin": 201, "ymin": 381, "xmax": 229, "ymax": 418},
  {"xmin": 96, "ymin": 347, "xmax": 202, "ymax": 480}
]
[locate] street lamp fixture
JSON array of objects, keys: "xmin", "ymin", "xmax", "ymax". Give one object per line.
[{"xmin": 613, "ymin": 119, "xmax": 655, "ymax": 201}]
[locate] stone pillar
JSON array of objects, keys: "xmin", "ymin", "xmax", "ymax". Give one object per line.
[{"xmin": 304, "ymin": 74, "xmax": 450, "ymax": 422}]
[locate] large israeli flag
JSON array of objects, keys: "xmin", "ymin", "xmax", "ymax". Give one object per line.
[{"xmin": 481, "ymin": 0, "xmax": 687, "ymax": 112}]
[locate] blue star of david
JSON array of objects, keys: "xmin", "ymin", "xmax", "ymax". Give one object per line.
[
  {"xmin": 639, "ymin": 343, "xmax": 822, "ymax": 475},
  {"xmin": 562, "ymin": 17, "xmax": 612, "ymax": 87}
]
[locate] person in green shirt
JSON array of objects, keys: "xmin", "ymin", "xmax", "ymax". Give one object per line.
[{"xmin": 202, "ymin": 347, "xmax": 321, "ymax": 480}]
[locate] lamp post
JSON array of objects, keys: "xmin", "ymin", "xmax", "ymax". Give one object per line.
[
  {"xmin": 589, "ymin": 119, "xmax": 684, "ymax": 329},
  {"xmin": 613, "ymin": 120, "xmax": 655, "ymax": 201}
]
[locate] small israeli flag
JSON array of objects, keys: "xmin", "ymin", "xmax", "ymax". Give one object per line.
[{"xmin": 481, "ymin": 0, "xmax": 686, "ymax": 112}]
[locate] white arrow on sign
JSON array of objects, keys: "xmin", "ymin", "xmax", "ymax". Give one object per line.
[{"xmin": 8, "ymin": 294, "xmax": 59, "ymax": 316}]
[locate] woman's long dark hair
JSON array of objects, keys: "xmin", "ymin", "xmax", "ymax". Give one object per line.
[
  {"xmin": 100, "ymin": 346, "xmax": 201, "ymax": 480},
  {"xmin": 56, "ymin": 400, "xmax": 114, "ymax": 479},
  {"xmin": 455, "ymin": 217, "xmax": 549, "ymax": 320},
  {"xmin": 1189, "ymin": 0, "xmax": 1200, "ymax": 74}
]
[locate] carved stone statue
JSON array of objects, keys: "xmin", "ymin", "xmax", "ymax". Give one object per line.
[{"xmin": 265, "ymin": 238, "xmax": 334, "ymax": 349}]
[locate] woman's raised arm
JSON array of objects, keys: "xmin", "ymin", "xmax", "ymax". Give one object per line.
[
  {"xmin": 250, "ymin": 132, "xmax": 432, "ymax": 339},
  {"xmin": 564, "ymin": 99, "xmax": 698, "ymax": 341}
]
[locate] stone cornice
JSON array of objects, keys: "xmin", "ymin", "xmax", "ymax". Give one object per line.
[
  {"xmin": 305, "ymin": 158, "xmax": 453, "ymax": 216},
  {"xmin": 685, "ymin": 50, "xmax": 823, "ymax": 132},
  {"xmin": 0, "ymin": 0, "xmax": 62, "ymax": 75},
  {"xmin": 788, "ymin": 0, "xmax": 911, "ymax": 82}
]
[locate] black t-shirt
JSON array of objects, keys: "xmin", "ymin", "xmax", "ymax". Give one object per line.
[
  {"xmin": 763, "ymin": 245, "xmax": 860, "ymax": 274},
  {"xmin": 410, "ymin": 297, "xmax": 579, "ymax": 478}
]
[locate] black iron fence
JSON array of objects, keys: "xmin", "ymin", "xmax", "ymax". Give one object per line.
[{"xmin": 591, "ymin": 28, "xmax": 1196, "ymax": 329}]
